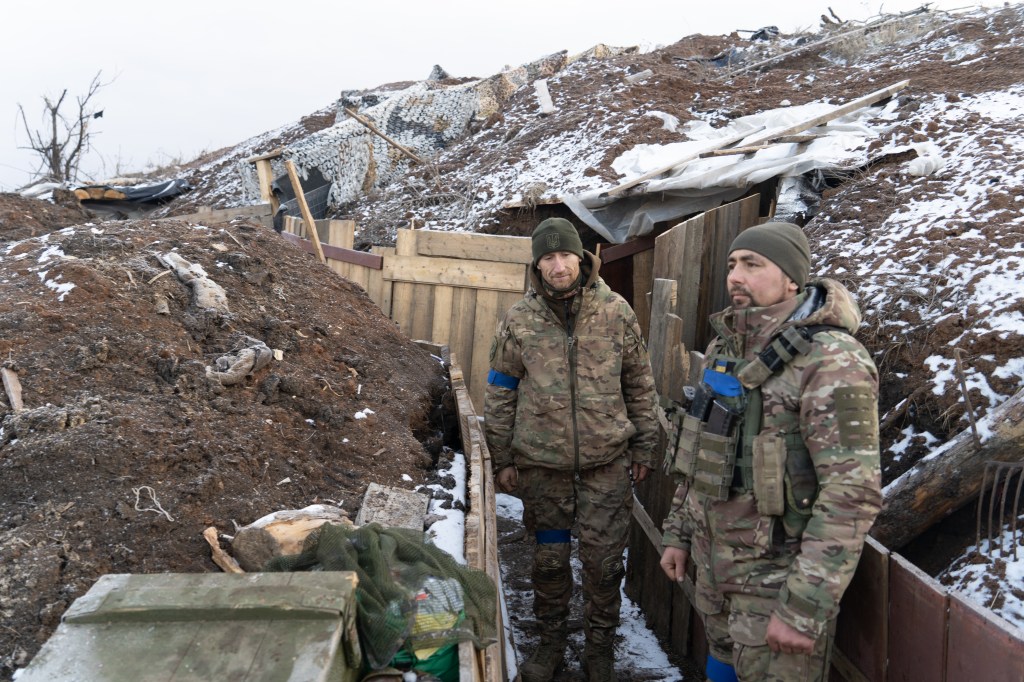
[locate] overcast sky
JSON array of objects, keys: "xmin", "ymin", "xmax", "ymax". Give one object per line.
[{"xmin": 0, "ymin": 1, "xmax": 1003, "ymax": 191}]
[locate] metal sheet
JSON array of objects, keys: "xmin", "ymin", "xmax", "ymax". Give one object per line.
[
  {"xmin": 833, "ymin": 536, "xmax": 889, "ymax": 681},
  {"xmin": 947, "ymin": 591, "xmax": 1024, "ymax": 682},
  {"xmin": 888, "ymin": 553, "xmax": 948, "ymax": 682}
]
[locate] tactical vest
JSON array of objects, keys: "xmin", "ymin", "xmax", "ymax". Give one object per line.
[{"xmin": 665, "ymin": 323, "xmax": 845, "ymax": 538}]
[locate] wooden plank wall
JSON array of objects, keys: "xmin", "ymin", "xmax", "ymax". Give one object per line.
[
  {"xmin": 626, "ymin": 196, "xmax": 763, "ymax": 667},
  {"xmin": 281, "ymin": 218, "xmax": 531, "ymax": 411},
  {"xmin": 384, "ymin": 230, "xmax": 530, "ymax": 410},
  {"xmin": 451, "ymin": 353, "xmax": 508, "ymax": 682}
]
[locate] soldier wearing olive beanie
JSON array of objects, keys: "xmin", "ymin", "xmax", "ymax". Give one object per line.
[
  {"xmin": 728, "ymin": 221, "xmax": 811, "ymax": 289},
  {"xmin": 531, "ymin": 217, "xmax": 584, "ymax": 265}
]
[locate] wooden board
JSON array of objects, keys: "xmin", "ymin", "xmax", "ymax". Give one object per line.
[
  {"xmin": 833, "ymin": 536, "xmax": 889, "ymax": 682},
  {"xmin": 470, "ymin": 289, "xmax": 501, "ymax": 413},
  {"xmin": 654, "ymin": 213, "xmax": 706, "ymax": 351},
  {"xmin": 648, "ymin": 278, "xmax": 678, "ymax": 397},
  {"xmin": 431, "ymin": 286, "xmax": 455, "ymax": 346},
  {"xmin": 947, "ymin": 591, "xmax": 1024, "ymax": 682},
  {"xmin": 887, "ymin": 553, "xmax": 948, "ymax": 682},
  {"xmin": 385, "ymin": 255, "xmax": 527, "ymax": 292},
  {"xmin": 632, "ymin": 247, "xmax": 655, "ymax": 340},
  {"xmin": 414, "ymin": 230, "xmax": 533, "ymax": 265},
  {"xmin": 390, "ymin": 232, "xmax": 418, "ymax": 336},
  {"xmin": 353, "ymin": 483, "xmax": 428, "ymax": 531}
]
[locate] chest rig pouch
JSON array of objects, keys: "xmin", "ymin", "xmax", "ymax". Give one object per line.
[
  {"xmin": 664, "ymin": 355, "xmax": 746, "ymax": 501},
  {"xmin": 665, "ymin": 320, "xmax": 845, "ymax": 530}
]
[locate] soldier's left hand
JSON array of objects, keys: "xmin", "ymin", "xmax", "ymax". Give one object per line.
[
  {"xmin": 631, "ymin": 462, "xmax": 650, "ymax": 483},
  {"xmin": 765, "ymin": 613, "xmax": 814, "ymax": 655}
]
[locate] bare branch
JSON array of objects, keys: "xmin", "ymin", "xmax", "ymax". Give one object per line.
[{"xmin": 15, "ymin": 71, "xmax": 110, "ymax": 184}]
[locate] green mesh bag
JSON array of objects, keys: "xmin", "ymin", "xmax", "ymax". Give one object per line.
[{"xmin": 265, "ymin": 522, "xmax": 497, "ymax": 672}]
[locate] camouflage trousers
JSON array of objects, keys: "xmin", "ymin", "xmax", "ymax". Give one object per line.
[
  {"xmin": 702, "ymin": 592, "xmax": 836, "ymax": 682},
  {"xmin": 518, "ymin": 455, "xmax": 632, "ymax": 640}
]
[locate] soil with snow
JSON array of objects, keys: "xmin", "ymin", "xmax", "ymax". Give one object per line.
[
  {"xmin": 8, "ymin": 4, "xmax": 1024, "ymax": 675},
  {"xmin": 0, "ymin": 201, "xmax": 449, "ymax": 679}
]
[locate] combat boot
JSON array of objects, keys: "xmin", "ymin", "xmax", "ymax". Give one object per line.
[
  {"xmin": 583, "ymin": 627, "xmax": 616, "ymax": 682},
  {"xmin": 519, "ymin": 632, "xmax": 566, "ymax": 682}
]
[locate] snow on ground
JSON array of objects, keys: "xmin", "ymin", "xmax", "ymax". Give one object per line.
[
  {"xmin": 496, "ymin": 492, "xmax": 684, "ymax": 681},
  {"xmin": 941, "ymin": 517, "xmax": 1024, "ymax": 631}
]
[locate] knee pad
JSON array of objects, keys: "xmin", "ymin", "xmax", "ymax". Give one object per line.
[
  {"xmin": 534, "ymin": 546, "xmax": 569, "ymax": 581},
  {"xmin": 598, "ymin": 556, "xmax": 624, "ymax": 588}
]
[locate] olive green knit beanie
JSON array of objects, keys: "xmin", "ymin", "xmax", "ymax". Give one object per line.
[
  {"xmin": 531, "ymin": 218, "xmax": 584, "ymax": 264},
  {"xmin": 728, "ymin": 221, "xmax": 811, "ymax": 288}
]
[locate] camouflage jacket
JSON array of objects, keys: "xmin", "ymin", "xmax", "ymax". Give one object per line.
[
  {"xmin": 484, "ymin": 251, "xmax": 658, "ymax": 472},
  {"xmin": 662, "ymin": 278, "xmax": 882, "ymax": 639}
]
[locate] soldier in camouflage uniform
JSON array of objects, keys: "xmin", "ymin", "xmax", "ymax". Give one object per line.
[
  {"xmin": 484, "ymin": 217, "xmax": 658, "ymax": 682},
  {"xmin": 659, "ymin": 222, "xmax": 882, "ymax": 682}
]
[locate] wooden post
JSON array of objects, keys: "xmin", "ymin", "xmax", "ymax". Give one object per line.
[
  {"xmin": 342, "ymin": 108, "xmax": 424, "ymax": 165},
  {"xmin": 1, "ymin": 368, "xmax": 24, "ymax": 412},
  {"xmin": 284, "ymin": 160, "xmax": 326, "ymax": 265}
]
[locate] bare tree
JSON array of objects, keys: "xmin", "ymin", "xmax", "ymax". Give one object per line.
[{"xmin": 17, "ymin": 71, "xmax": 109, "ymax": 184}]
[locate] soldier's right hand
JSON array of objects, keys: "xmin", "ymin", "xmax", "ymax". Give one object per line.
[
  {"xmin": 659, "ymin": 546, "xmax": 689, "ymax": 583},
  {"xmin": 496, "ymin": 465, "xmax": 519, "ymax": 493}
]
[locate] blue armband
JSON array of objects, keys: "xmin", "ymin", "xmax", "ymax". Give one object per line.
[
  {"xmin": 535, "ymin": 529, "xmax": 572, "ymax": 544},
  {"xmin": 487, "ymin": 369, "xmax": 520, "ymax": 390}
]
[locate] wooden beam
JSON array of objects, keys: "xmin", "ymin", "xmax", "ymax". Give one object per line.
[
  {"xmin": 414, "ymin": 230, "xmax": 533, "ymax": 265},
  {"xmin": 342, "ymin": 108, "xmax": 424, "ymax": 165},
  {"xmin": 245, "ymin": 147, "xmax": 284, "ymax": 163},
  {"xmin": 601, "ymin": 125, "xmax": 765, "ymax": 198},
  {"xmin": 598, "ymin": 235, "xmax": 657, "ymax": 263},
  {"xmin": 1, "ymin": 368, "xmax": 24, "ymax": 412},
  {"xmin": 631, "ymin": 495, "xmax": 696, "ymax": 603},
  {"xmin": 385, "ymin": 255, "xmax": 527, "ymax": 292},
  {"xmin": 279, "ymin": 232, "xmax": 383, "ymax": 269},
  {"xmin": 284, "ymin": 160, "xmax": 326, "ymax": 265},
  {"xmin": 742, "ymin": 80, "xmax": 910, "ymax": 147}
]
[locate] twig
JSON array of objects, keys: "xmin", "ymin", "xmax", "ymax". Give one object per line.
[
  {"xmin": 147, "ymin": 269, "xmax": 172, "ymax": 285},
  {"xmin": 954, "ymin": 347, "xmax": 981, "ymax": 448},
  {"xmin": 222, "ymin": 229, "xmax": 244, "ymax": 248},
  {"xmin": 132, "ymin": 485, "xmax": 174, "ymax": 522}
]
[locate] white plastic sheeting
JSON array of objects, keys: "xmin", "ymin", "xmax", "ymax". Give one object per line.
[{"xmin": 563, "ymin": 98, "xmax": 902, "ymax": 243}]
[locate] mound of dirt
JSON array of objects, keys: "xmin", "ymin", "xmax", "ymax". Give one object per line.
[
  {"xmin": 0, "ymin": 191, "xmax": 93, "ymax": 243},
  {"xmin": 0, "ymin": 214, "xmax": 448, "ymax": 677}
]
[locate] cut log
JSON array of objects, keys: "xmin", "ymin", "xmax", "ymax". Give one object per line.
[
  {"xmin": 231, "ymin": 504, "xmax": 351, "ymax": 572},
  {"xmin": 872, "ymin": 387, "xmax": 1024, "ymax": 549}
]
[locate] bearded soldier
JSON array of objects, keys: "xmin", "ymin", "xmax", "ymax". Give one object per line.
[
  {"xmin": 484, "ymin": 217, "xmax": 658, "ymax": 681},
  {"xmin": 659, "ymin": 222, "xmax": 882, "ymax": 682}
]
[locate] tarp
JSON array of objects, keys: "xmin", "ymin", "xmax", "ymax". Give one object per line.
[{"xmin": 563, "ymin": 98, "xmax": 901, "ymax": 243}]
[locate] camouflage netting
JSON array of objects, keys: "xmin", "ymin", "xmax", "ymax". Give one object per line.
[
  {"xmin": 237, "ymin": 45, "xmax": 629, "ymax": 211},
  {"xmin": 265, "ymin": 522, "xmax": 497, "ymax": 671}
]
